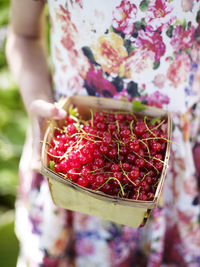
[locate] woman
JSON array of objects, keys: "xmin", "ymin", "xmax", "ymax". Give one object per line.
[{"xmin": 6, "ymin": 0, "xmax": 200, "ymax": 266}]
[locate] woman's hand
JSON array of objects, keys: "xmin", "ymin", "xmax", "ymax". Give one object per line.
[{"xmin": 30, "ymin": 100, "xmax": 66, "ymax": 172}]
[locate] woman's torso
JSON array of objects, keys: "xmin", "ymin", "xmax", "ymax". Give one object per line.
[{"xmin": 48, "ymin": 0, "xmax": 200, "ymax": 114}]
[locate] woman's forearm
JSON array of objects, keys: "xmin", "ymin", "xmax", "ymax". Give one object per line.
[
  {"xmin": 6, "ymin": 0, "xmax": 54, "ymax": 116},
  {"xmin": 6, "ymin": 0, "xmax": 66, "ymax": 172},
  {"xmin": 6, "ymin": 31, "xmax": 54, "ymax": 116}
]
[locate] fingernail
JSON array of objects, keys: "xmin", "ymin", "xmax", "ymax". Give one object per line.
[{"xmin": 58, "ymin": 109, "xmax": 67, "ymax": 118}]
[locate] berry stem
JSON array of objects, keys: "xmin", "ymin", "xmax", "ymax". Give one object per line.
[
  {"xmin": 152, "ymin": 179, "xmax": 160, "ymax": 188},
  {"xmin": 96, "ymin": 177, "xmax": 125, "ymax": 196},
  {"xmin": 136, "ymin": 186, "xmax": 141, "ymax": 200},
  {"xmin": 119, "ymin": 161, "xmax": 136, "ymax": 186},
  {"xmin": 151, "ymin": 119, "xmax": 165, "ymax": 130},
  {"xmin": 131, "ymin": 150, "xmax": 159, "ymax": 174},
  {"xmin": 138, "ymin": 139, "xmax": 151, "ymax": 157},
  {"xmin": 141, "ymin": 171, "xmax": 150, "ymax": 181},
  {"xmin": 116, "ymin": 120, "xmax": 120, "ymax": 133}
]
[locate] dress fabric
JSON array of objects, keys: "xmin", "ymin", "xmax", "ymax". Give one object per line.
[{"xmin": 16, "ymin": 1, "xmax": 200, "ymax": 266}]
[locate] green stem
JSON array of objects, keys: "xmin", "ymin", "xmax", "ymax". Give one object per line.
[
  {"xmin": 151, "ymin": 119, "xmax": 165, "ymax": 131},
  {"xmin": 131, "ymin": 150, "xmax": 159, "ymax": 174},
  {"xmin": 141, "ymin": 171, "xmax": 150, "ymax": 181},
  {"xmin": 119, "ymin": 161, "xmax": 136, "ymax": 186},
  {"xmin": 116, "ymin": 120, "xmax": 120, "ymax": 133},
  {"xmin": 136, "ymin": 186, "xmax": 141, "ymax": 200},
  {"xmin": 96, "ymin": 177, "xmax": 124, "ymax": 196}
]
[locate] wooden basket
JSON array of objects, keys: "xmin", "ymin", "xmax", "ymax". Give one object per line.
[{"xmin": 41, "ymin": 96, "xmax": 172, "ymax": 228}]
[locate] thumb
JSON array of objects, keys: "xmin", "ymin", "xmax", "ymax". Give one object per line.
[
  {"xmin": 30, "ymin": 100, "xmax": 66, "ymax": 172},
  {"xmin": 30, "ymin": 99, "xmax": 67, "ymax": 120}
]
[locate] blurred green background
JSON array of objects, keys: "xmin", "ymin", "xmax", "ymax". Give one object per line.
[{"xmin": 0, "ymin": 0, "xmax": 28, "ymax": 266}]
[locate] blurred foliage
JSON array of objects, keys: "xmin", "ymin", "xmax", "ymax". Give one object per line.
[
  {"xmin": 0, "ymin": 66, "xmax": 28, "ymax": 207},
  {"xmin": 0, "ymin": 1, "xmax": 50, "ymax": 206},
  {"xmin": 0, "ymin": 0, "xmax": 51, "ymax": 264},
  {"xmin": 0, "ymin": 0, "xmax": 10, "ymax": 26},
  {"xmin": 0, "ymin": 211, "xmax": 19, "ymax": 267},
  {"xmin": 0, "ymin": 0, "xmax": 28, "ymax": 208},
  {"xmin": 0, "ymin": 0, "xmax": 27, "ymax": 264}
]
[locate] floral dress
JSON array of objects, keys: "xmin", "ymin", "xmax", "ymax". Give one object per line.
[{"xmin": 16, "ymin": 1, "xmax": 200, "ymax": 266}]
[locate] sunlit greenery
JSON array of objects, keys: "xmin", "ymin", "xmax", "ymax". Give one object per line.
[
  {"xmin": 0, "ymin": 0, "xmax": 27, "ymax": 265},
  {"xmin": 0, "ymin": 2, "xmax": 27, "ymax": 202},
  {"xmin": 0, "ymin": 1, "xmax": 52, "ymax": 264}
]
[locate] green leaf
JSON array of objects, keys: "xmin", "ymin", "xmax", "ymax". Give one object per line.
[
  {"xmin": 150, "ymin": 117, "xmax": 161, "ymax": 125},
  {"xmin": 174, "ymin": 20, "xmax": 181, "ymax": 26},
  {"xmin": 69, "ymin": 104, "xmax": 78, "ymax": 118},
  {"xmin": 49, "ymin": 161, "xmax": 55, "ymax": 171},
  {"xmin": 139, "ymin": 0, "xmax": 150, "ymax": 12},
  {"xmin": 82, "ymin": 46, "xmax": 98, "ymax": 65},
  {"xmin": 182, "ymin": 19, "xmax": 187, "ymax": 31},
  {"xmin": 132, "ymin": 100, "xmax": 147, "ymax": 112},
  {"xmin": 135, "ymin": 21, "xmax": 146, "ymax": 31},
  {"xmin": 185, "ymin": 48, "xmax": 190, "ymax": 55},
  {"xmin": 112, "ymin": 76, "xmax": 124, "ymax": 92},
  {"xmin": 196, "ymin": 9, "xmax": 200, "ymax": 23},
  {"xmin": 166, "ymin": 25, "xmax": 173, "ymax": 38},
  {"xmin": 109, "ymin": 26, "xmax": 114, "ymax": 32},
  {"xmin": 132, "ymin": 20, "xmax": 146, "ymax": 38},
  {"xmin": 153, "ymin": 61, "xmax": 160, "ymax": 70},
  {"xmin": 124, "ymin": 39, "xmax": 134, "ymax": 55},
  {"xmin": 110, "ymin": 27, "xmax": 125, "ymax": 38},
  {"xmin": 127, "ymin": 81, "xmax": 140, "ymax": 98}
]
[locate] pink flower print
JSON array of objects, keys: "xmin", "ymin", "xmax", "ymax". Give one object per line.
[
  {"xmin": 124, "ymin": 48, "xmax": 154, "ymax": 78},
  {"xmin": 153, "ymin": 74, "xmax": 166, "ymax": 89},
  {"xmin": 146, "ymin": 0, "xmax": 175, "ymax": 31},
  {"xmin": 51, "ymin": 229, "xmax": 71, "ymax": 256},
  {"xmin": 76, "ymin": 239, "xmax": 95, "ymax": 256},
  {"xmin": 122, "ymin": 226, "xmax": 139, "ymax": 243},
  {"xmin": 61, "ymin": 36, "xmax": 75, "ymax": 51},
  {"xmin": 66, "ymin": 75, "xmax": 84, "ymax": 94},
  {"xmin": 136, "ymin": 25, "xmax": 166, "ymax": 62},
  {"xmin": 42, "ymin": 257, "xmax": 60, "ymax": 267},
  {"xmin": 146, "ymin": 91, "xmax": 170, "ymax": 108},
  {"xmin": 112, "ymin": 0, "xmax": 137, "ymax": 35},
  {"xmin": 58, "ymin": 5, "xmax": 90, "ymax": 82},
  {"xmin": 85, "ymin": 68, "xmax": 117, "ymax": 97},
  {"xmin": 170, "ymin": 25, "xmax": 195, "ymax": 53},
  {"xmin": 71, "ymin": 0, "xmax": 83, "ymax": 8},
  {"xmin": 57, "ymin": 5, "xmax": 78, "ymax": 51},
  {"xmin": 190, "ymin": 42, "xmax": 200, "ymax": 63},
  {"xmin": 167, "ymin": 53, "xmax": 191, "ymax": 88}
]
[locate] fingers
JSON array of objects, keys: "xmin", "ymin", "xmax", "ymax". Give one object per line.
[
  {"xmin": 30, "ymin": 99, "xmax": 67, "ymax": 120},
  {"xmin": 29, "ymin": 99, "xmax": 66, "ymax": 173}
]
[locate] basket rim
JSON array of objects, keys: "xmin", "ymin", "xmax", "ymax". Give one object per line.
[{"xmin": 41, "ymin": 96, "xmax": 172, "ymax": 210}]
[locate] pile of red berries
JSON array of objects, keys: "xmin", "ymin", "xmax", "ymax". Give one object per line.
[{"xmin": 47, "ymin": 107, "xmax": 168, "ymax": 201}]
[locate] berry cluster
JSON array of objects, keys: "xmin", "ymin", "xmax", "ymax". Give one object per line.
[{"xmin": 47, "ymin": 107, "xmax": 168, "ymax": 201}]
